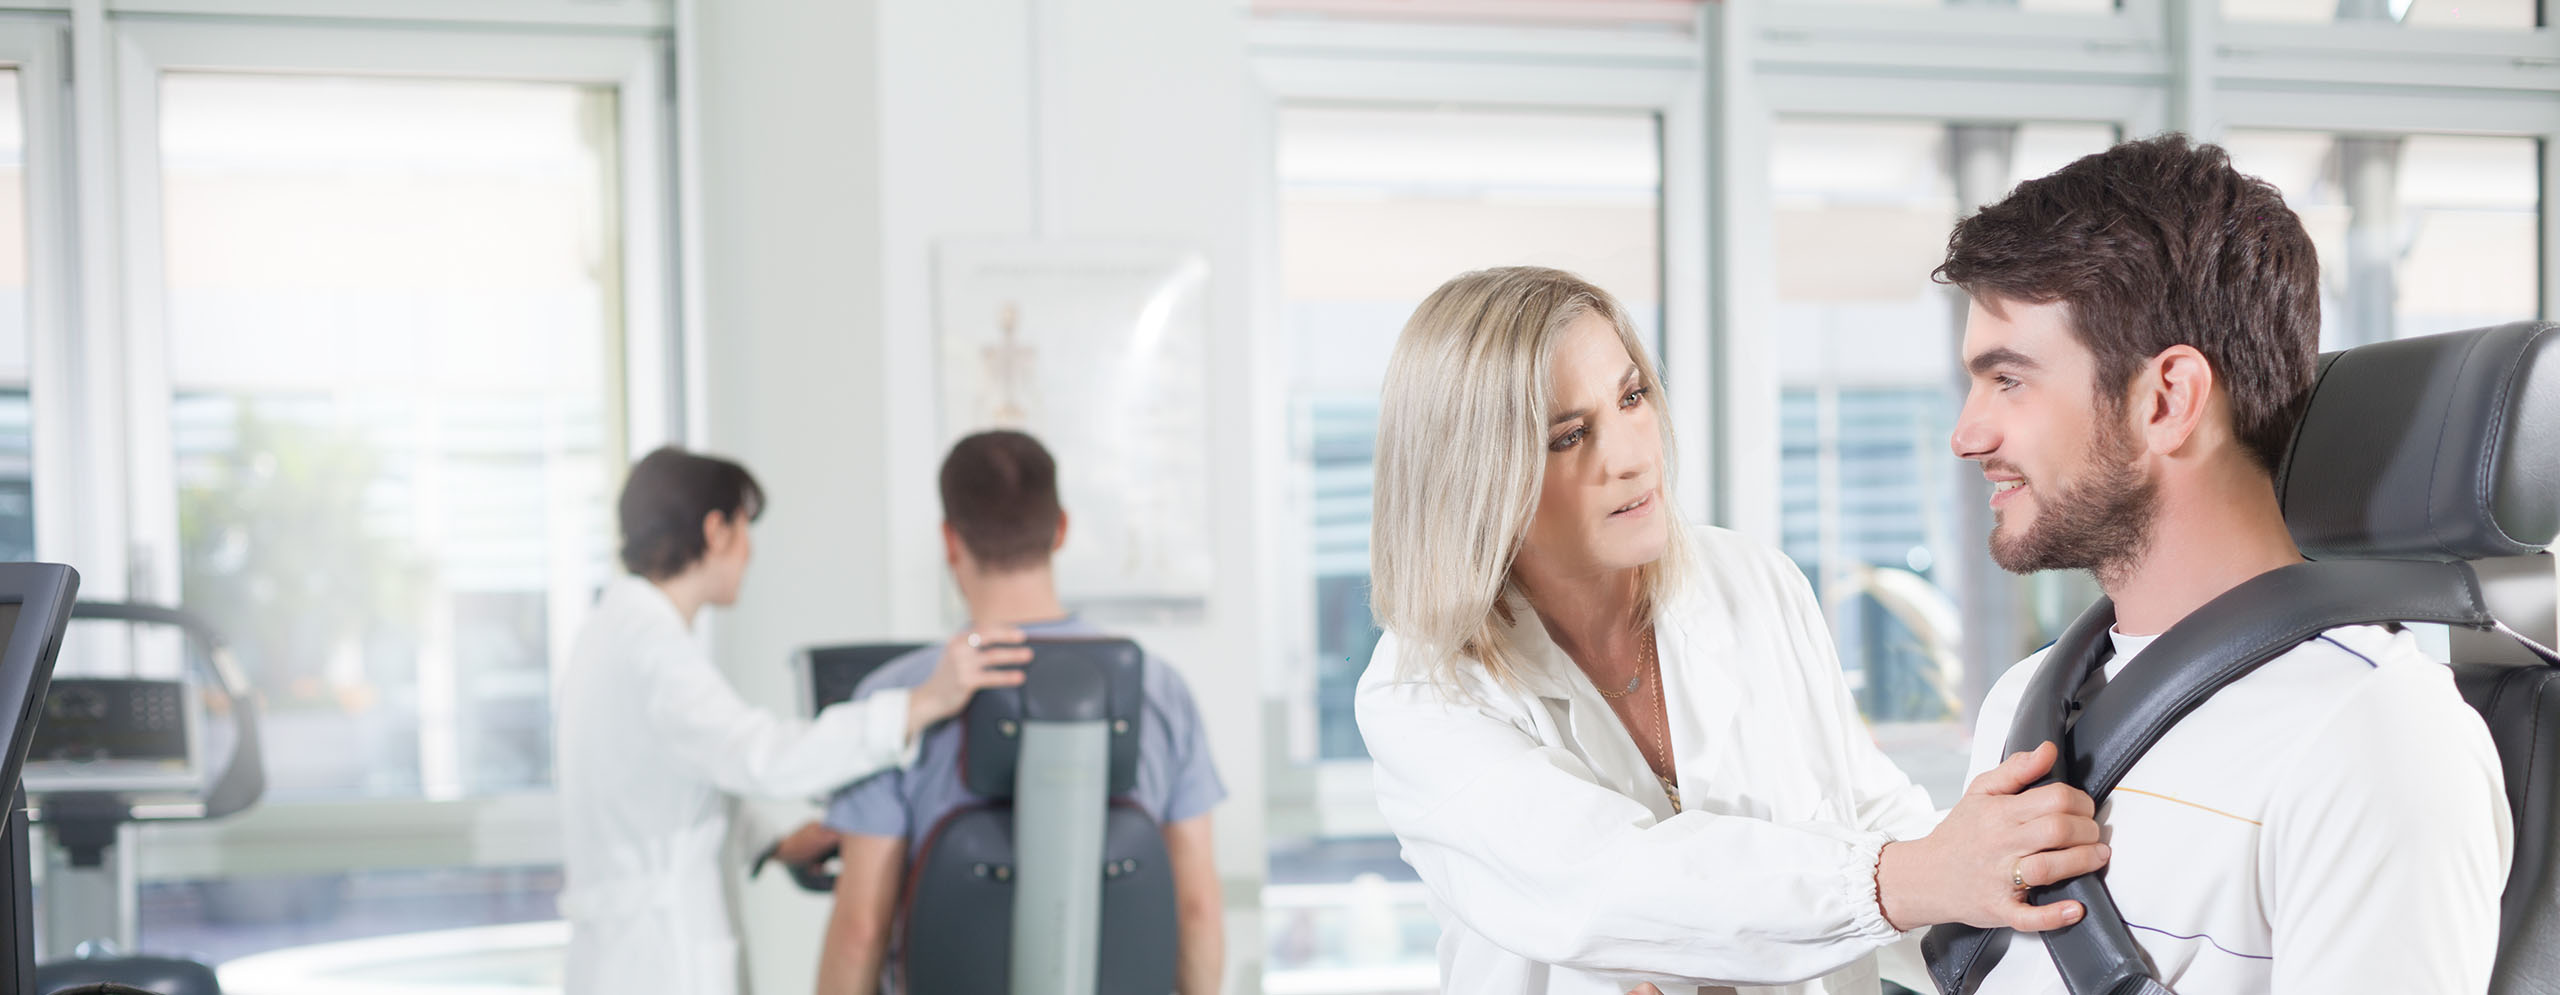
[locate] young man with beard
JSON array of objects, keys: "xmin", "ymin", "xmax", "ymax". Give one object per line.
[{"xmin": 1936, "ymin": 134, "xmax": 2510, "ymax": 994}]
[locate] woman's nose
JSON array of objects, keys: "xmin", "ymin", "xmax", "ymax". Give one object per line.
[{"xmin": 1601, "ymin": 433, "xmax": 1650, "ymax": 479}]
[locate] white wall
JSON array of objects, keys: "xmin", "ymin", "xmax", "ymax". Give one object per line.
[
  {"xmin": 691, "ymin": 0, "xmax": 894, "ymax": 987},
  {"xmin": 690, "ymin": 1, "xmax": 1266, "ymax": 991}
]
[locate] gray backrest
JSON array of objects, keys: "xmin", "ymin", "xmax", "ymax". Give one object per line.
[{"xmin": 2277, "ymin": 322, "xmax": 2560, "ymax": 993}]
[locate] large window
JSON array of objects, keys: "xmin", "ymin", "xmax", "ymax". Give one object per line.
[
  {"xmin": 1770, "ymin": 119, "xmax": 2121, "ymax": 800},
  {"xmin": 1252, "ymin": 17, "xmax": 2556, "ymax": 994},
  {"xmin": 1766, "ymin": 119, "xmax": 2547, "ymax": 802},
  {"xmin": 1773, "ymin": 0, "xmax": 2122, "ymax": 10},
  {"xmin": 1276, "ymin": 104, "xmax": 1663, "ymax": 763},
  {"xmin": 0, "ymin": 69, "xmax": 29, "ymax": 564},
  {"xmin": 14, "ymin": 20, "xmax": 684, "ymax": 980},
  {"xmin": 2223, "ymin": 131, "xmax": 2543, "ymax": 347},
  {"xmin": 157, "ymin": 73, "xmax": 624, "ymax": 803},
  {"xmin": 2224, "ymin": 0, "xmax": 2540, "ymax": 28},
  {"xmin": 1266, "ymin": 103, "xmax": 1666, "ymax": 995}
]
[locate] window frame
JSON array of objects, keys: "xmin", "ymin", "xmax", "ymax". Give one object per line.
[
  {"xmin": 95, "ymin": 14, "xmax": 685, "ymax": 881},
  {"xmin": 1700, "ymin": 0, "xmax": 2555, "ymax": 770},
  {"xmin": 0, "ymin": 17, "xmax": 83, "ymax": 576},
  {"xmin": 1247, "ymin": 14, "xmax": 1710, "ymax": 835}
]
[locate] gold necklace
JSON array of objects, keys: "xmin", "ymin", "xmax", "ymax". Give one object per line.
[
  {"xmin": 1591, "ymin": 622, "xmax": 1650, "ymax": 699},
  {"xmin": 1593, "ymin": 664, "xmax": 1642, "ymax": 699},
  {"xmin": 1639, "ymin": 632, "xmax": 1680, "ymax": 813}
]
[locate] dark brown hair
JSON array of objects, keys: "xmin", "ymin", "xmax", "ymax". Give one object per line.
[
  {"xmin": 939, "ymin": 430, "xmax": 1062, "ymax": 572},
  {"xmin": 617, "ymin": 446, "xmax": 765, "ymax": 580},
  {"xmin": 1934, "ymin": 133, "xmax": 2321, "ymax": 474}
]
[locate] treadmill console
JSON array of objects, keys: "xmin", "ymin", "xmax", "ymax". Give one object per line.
[{"xmin": 23, "ymin": 678, "xmax": 200, "ymax": 795}]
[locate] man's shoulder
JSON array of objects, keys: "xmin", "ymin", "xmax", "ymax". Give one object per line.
[
  {"xmin": 1137, "ymin": 649, "xmax": 1207, "ymax": 725},
  {"xmin": 2268, "ymin": 625, "xmax": 2480, "ymax": 734},
  {"xmin": 2142, "ymin": 625, "xmax": 2489, "ymax": 787},
  {"xmin": 2231, "ymin": 624, "xmax": 2452, "ymax": 708},
  {"xmin": 1979, "ymin": 644, "xmax": 2058, "ymax": 728}
]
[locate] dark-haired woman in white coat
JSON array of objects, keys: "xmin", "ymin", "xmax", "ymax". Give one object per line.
[{"xmin": 554, "ymin": 447, "xmax": 1025, "ymax": 995}]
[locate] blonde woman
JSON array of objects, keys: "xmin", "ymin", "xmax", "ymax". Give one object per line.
[{"xmin": 1354, "ymin": 267, "xmax": 2109, "ymax": 995}]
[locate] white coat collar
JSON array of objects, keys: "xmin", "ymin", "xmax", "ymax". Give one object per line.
[
  {"xmin": 608, "ymin": 574, "xmax": 692, "ymax": 634},
  {"xmin": 1499, "ymin": 571, "xmax": 1742, "ymax": 816}
]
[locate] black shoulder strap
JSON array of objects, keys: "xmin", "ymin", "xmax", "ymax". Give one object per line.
[
  {"xmin": 1923, "ymin": 595, "xmax": 2119, "ymax": 995},
  {"xmin": 1925, "ymin": 559, "xmax": 2498, "ymax": 995}
]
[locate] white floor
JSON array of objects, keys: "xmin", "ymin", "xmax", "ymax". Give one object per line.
[{"xmin": 217, "ymin": 920, "xmax": 565, "ymax": 995}]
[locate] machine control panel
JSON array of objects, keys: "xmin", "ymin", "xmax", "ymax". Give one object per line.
[{"xmin": 23, "ymin": 678, "xmax": 200, "ymax": 794}]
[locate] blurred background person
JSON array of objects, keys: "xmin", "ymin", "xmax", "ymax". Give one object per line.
[
  {"xmin": 553, "ymin": 447, "xmax": 1029, "ymax": 995},
  {"xmin": 815, "ymin": 431, "xmax": 1227, "ymax": 995}
]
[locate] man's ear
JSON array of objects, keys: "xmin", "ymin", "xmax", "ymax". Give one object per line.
[
  {"xmin": 1052, "ymin": 511, "xmax": 1069, "ymax": 554},
  {"xmin": 2141, "ymin": 344, "xmax": 2218, "ymax": 457},
  {"xmin": 941, "ymin": 521, "xmax": 964, "ymax": 570}
]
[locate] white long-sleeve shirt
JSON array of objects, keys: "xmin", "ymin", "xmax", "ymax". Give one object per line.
[
  {"xmin": 1356, "ymin": 526, "xmax": 1942, "ymax": 995},
  {"xmin": 1965, "ymin": 624, "xmax": 2511, "ymax": 995},
  {"xmin": 552, "ymin": 575, "xmax": 920, "ymax": 995}
]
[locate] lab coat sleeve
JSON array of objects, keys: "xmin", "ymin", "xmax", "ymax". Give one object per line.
[
  {"xmin": 1356, "ymin": 660, "xmax": 1904, "ymax": 989},
  {"xmin": 730, "ymin": 796, "xmax": 784, "ymax": 853},
  {"xmin": 2261, "ymin": 662, "xmax": 2510, "ymax": 995},
  {"xmin": 641, "ymin": 638, "xmax": 921, "ymax": 802},
  {"xmin": 1760, "ymin": 542, "xmax": 1944, "ymax": 841}
]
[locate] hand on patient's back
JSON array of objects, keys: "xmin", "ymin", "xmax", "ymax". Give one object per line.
[
  {"xmin": 912, "ymin": 624, "xmax": 1034, "ymax": 729},
  {"xmin": 1874, "ymin": 741, "xmax": 2109, "ymax": 933}
]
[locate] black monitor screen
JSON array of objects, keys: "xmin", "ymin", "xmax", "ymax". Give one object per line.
[{"xmin": 0, "ymin": 566, "xmax": 81, "ymax": 995}]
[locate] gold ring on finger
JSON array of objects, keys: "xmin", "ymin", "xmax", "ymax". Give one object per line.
[
  {"xmin": 966, "ymin": 631, "xmax": 983, "ymax": 649},
  {"xmin": 2012, "ymin": 858, "xmax": 2028, "ymax": 892}
]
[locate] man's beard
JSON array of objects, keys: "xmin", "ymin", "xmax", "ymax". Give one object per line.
[{"xmin": 1988, "ymin": 413, "xmax": 2159, "ymax": 582}]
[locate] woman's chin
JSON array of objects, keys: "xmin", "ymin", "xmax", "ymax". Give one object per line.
[{"xmin": 1599, "ymin": 531, "xmax": 1670, "ymax": 572}]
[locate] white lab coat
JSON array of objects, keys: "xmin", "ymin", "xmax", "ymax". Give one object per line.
[
  {"xmin": 552, "ymin": 576, "xmax": 919, "ymax": 995},
  {"xmin": 1355, "ymin": 526, "xmax": 1943, "ymax": 995}
]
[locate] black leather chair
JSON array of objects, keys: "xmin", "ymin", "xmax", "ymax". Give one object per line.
[
  {"xmin": 790, "ymin": 637, "xmax": 1179, "ymax": 995},
  {"xmin": 2276, "ymin": 320, "xmax": 2560, "ymax": 993}
]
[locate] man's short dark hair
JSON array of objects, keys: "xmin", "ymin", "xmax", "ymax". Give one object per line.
[
  {"xmin": 618, "ymin": 446, "xmax": 765, "ymax": 580},
  {"xmin": 940, "ymin": 430, "xmax": 1062, "ymax": 572},
  {"xmin": 1934, "ymin": 133, "xmax": 2321, "ymax": 474}
]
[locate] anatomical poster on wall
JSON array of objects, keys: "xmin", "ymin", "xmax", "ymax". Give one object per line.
[{"xmin": 935, "ymin": 239, "xmax": 1213, "ymax": 621}]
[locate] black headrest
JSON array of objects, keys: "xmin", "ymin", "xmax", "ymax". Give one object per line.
[
  {"xmin": 2277, "ymin": 322, "xmax": 2560, "ymax": 561},
  {"xmin": 961, "ymin": 638, "xmax": 1146, "ymax": 798}
]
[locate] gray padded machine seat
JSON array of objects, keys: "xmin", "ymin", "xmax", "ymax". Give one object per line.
[
  {"xmin": 791, "ymin": 637, "xmax": 1178, "ymax": 995},
  {"xmin": 2278, "ymin": 321, "xmax": 2560, "ymax": 993}
]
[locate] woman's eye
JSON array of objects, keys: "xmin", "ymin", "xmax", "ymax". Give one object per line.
[
  {"xmin": 1548, "ymin": 427, "xmax": 1585, "ymax": 452},
  {"xmin": 1620, "ymin": 386, "xmax": 1648, "ymax": 409}
]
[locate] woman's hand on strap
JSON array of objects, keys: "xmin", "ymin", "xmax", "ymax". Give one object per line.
[
  {"xmin": 1874, "ymin": 741, "xmax": 2110, "ymax": 932},
  {"xmin": 907, "ymin": 624, "xmax": 1033, "ymax": 737}
]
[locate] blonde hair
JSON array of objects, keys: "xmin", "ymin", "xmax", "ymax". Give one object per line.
[{"xmin": 1369, "ymin": 266, "xmax": 1694, "ymax": 693}]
